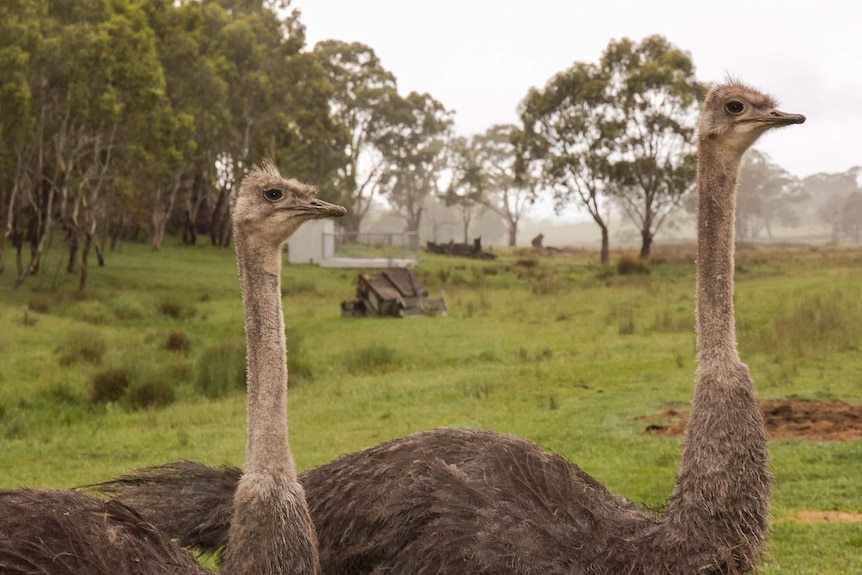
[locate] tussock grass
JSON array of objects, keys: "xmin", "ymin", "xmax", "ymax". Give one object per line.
[
  {"xmin": 344, "ymin": 343, "xmax": 400, "ymax": 375},
  {"xmin": 166, "ymin": 329, "xmax": 191, "ymax": 353},
  {"xmin": 617, "ymin": 255, "xmax": 651, "ymax": 276},
  {"xmin": 745, "ymin": 289, "xmax": 862, "ymax": 358},
  {"xmin": 56, "ymin": 331, "xmax": 107, "ymax": 366},
  {"xmin": 90, "ymin": 369, "xmax": 130, "ymax": 404},
  {"xmin": 126, "ymin": 381, "xmax": 176, "ymax": 410},
  {"xmin": 158, "ymin": 299, "xmax": 196, "ymax": 320},
  {"xmin": 196, "ymin": 341, "xmax": 246, "ymax": 399}
]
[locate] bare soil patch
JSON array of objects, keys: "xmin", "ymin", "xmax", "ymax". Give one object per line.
[
  {"xmin": 791, "ymin": 511, "xmax": 862, "ymax": 523},
  {"xmin": 637, "ymin": 399, "xmax": 862, "ymax": 441}
]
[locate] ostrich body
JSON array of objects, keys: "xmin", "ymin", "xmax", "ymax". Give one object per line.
[
  {"xmin": 97, "ymin": 83, "xmax": 804, "ymax": 573},
  {"xmin": 0, "ymin": 161, "xmax": 346, "ymax": 575}
]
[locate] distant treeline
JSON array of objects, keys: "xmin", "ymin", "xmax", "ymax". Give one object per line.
[{"xmin": 1, "ymin": 1, "xmax": 858, "ymax": 289}]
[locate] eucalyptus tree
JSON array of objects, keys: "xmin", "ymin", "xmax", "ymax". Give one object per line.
[
  {"xmin": 601, "ymin": 35, "xmax": 706, "ymax": 259},
  {"xmin": 736, "ymin": 149, "xmax": 804, "ymax": 240},
  {"xmin": 443, "ymin": 136, "xmax": 486, "ymax": 244},
  {"xmin": 804, "ymin": 167, "xmax": 862, "ymax": 244},
  {"xmin": 520, "ymin": 62, "xmax": 618, "ymax": 264},
  {"xmin": 376, "ymin": 91, "xmax": 453, "ymax": 237},
  {"xmin": 200, "ymin": 2, "xmax": 341, "ymax": 247},
  {"xmin": 842, "ymin": 190, "xmax": 862, "ymax": 244},
  {"xmin": 0, "ymin": 0, "xmax": 44, "ymax": 276},
  {"xmin": 140, "ymin": 0, "xmax": 229, "ymax": 251},
  {"xmin": 57, "ymin": 0, "xmax": 166, "ymax": 289},
  {"xmin": 313, "ymin": 40, "xmax": 397, "ymax": 236},
  {"xmin": 471, "ymin": 124, "xmax": 537, "ymax": 247},
  {"xmin": 3, "ymin": 0, "xmax": 166, "ymax": 289}
]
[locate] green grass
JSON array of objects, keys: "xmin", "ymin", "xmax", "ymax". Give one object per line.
[{"xmin": 1, "ymin": 241, "xmax": 860, "ymax": 574}]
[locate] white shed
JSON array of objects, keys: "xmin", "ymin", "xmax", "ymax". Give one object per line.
[{"xmin": 287, "ymin": 219, "xmax": 335, "ymax": 265}]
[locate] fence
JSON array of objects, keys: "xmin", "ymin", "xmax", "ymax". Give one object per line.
[{"xmin": 323, "ymin": 231, "xmax": 420, "ymax": 265}]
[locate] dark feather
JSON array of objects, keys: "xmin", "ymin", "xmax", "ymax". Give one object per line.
[{"xmin": 0, "ymin": 489, "xmax": 207, "ymax": 574}]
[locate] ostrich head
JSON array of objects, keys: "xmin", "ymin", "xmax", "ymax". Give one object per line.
[
  {"xmin": 232, "ymin": 159, "xmax": 347, "ymax": 247},
  {"xmin": 698, "ymin": 82, "xmax": 806, "ymax": 155}
]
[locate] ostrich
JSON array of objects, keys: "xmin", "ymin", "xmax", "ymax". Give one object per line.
[
  {"xmin": 96, "ymin": 82, "xmax": 805, "ymax": 573},
  {"xmin": 0, "ymin": 160, "xmax": 346, "ymax": 575}
]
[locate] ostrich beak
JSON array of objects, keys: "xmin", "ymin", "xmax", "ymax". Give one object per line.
[
  {"xmin": 761, "ymin": 109, "xmax": 806, "ymax": 126},
  {"xmin": 301, "ymin": 197, "xmax": 347, "ymax": 219}
]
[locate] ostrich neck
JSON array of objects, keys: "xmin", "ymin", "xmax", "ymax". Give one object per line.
[
  {"xmin": 234, "ymin": 234, "xmax": 294, "ymax": 478},
  {"xmin": 695, "ymin": 141, "xmax": 741, "ymax": 365},
  {"xmin": 658, "ymin": 138, "xmax": 770, "ymax": 569}
]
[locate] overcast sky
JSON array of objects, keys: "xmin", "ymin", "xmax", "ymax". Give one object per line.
[{"xmin": 294, "ymin": 0, "xmax": 859, "ymax": 183}]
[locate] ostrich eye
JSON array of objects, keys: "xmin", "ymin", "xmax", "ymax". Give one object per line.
[
  {"xmin": 724, "ymin": 100, "xmax": 745, "ymax": 115},
  {"xmin": 263, "ymin": 188, "xmax": 283, "ymax": 202}
]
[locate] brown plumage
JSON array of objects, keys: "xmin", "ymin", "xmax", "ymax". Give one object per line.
[
  {"xmin": 94, "ymin": 83, "xmax": 805, "ymax": 574},
  {"xmin": 0, "ymin": 489, "xmax": 207, "ymax": 575},
  {"xmin": 0, "ymin": 160, "xmax": 346, "ymax": 575}
]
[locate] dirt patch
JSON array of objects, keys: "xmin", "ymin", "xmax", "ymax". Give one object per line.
[
  {"xmin": 637, "ymin": 399, "xmax": 862, "ymax": 441},
  {"xmin": 790, "ymin": 511, "xmax": 862, "ymax": 523}
]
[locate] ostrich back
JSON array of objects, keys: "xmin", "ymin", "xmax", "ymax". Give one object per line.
[
  {"xmin": 304, "ymin": 427, "xmax": 655, "ymax": 574},
  {"xmin": 0, "ymin": 488, "xmax": 207, "ymax": 575},
  {"xmin": 96, "ymin": 427, "xmax": 659, "ymax": 574}
]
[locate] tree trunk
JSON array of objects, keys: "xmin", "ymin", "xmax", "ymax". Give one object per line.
[
  {"xmin": 600, "ymin": 225, "xmax": 609, "ymax": 266},
  {"xmin": 507, "ymin": 221, "xmax": 517, "ymax": 247},
  {"xmin": 639, "ymin": 228, "xmax": 653, "ymax": 260},
  {"xmin": 79, "ymin": 231, "xmax": 92, "ymax": 291},
  {"xmin": 15, "ymin": 185, "xmax": 54, "ymax": 288},
  {"xmin": 152, "ymin": 211, "xmax": 168, "ymax": 251},
  {"xmin": 14, "ymin": 229, "xmax": 23, "ymax": 277},
  {"xmin": 210, "ymin": 187, "xmax": 229, "ymax": 246},
  {"xmin": 66, "ymin": 227, "xmax": 78, "ymax": 273},
  {"xmin": 340, "ymin": 212, "xmax": 362, "ymax": 240}
]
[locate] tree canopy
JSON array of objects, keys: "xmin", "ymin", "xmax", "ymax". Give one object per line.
[{"xmin": 1, "ymin": 8, "xmax": 839, "ymax": 287}]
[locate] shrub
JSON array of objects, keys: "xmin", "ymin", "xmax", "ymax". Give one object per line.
[
  {"xmin": 90, "ymin": 369, "xmax": 131, "ymax": 404},
  {"xmin": 196, "ymin": 341, "xmax": 246, "ymax": 398}
]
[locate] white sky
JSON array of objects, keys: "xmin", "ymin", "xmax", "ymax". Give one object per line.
[{"xmin": 294, "ymin": 0, "xmax": 860, "ymax": 182}]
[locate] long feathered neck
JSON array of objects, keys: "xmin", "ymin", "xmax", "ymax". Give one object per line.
[
  {"xmin": 234, "ymin": 234, "xmax": 293, "ymax": 475},
  {"xmin": 694, "ymin": 141, "xmax": 742, "ymax": 365},
  {"xmin": 222, "ymin": 230, "xmax": 320, "ymax": 575},
  {"xmin": 659, "ymin": 136, "xmax": 770, "ymax": 572}
]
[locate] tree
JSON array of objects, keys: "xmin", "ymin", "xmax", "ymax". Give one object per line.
[
  {"xmin": 602, "ymin": 35, "xmax": 706, "ymax": 259},
  {"xmin": 804, "ymin": 167, "xmax": 861, "ymax": 244},
  {"xmin": 736, "ymin": 149, "xmax": 805, "ymax": 240},
  {"xmin": 443, "ymin": 136, "xmax": 486, "ymax": 243},
  {"xmin": 473, "ymin": 124, "xmax": 537, "ymax": 247},
  {"xmin": 376, "ymin": 92, "xmax": 452, "ymax": 237},
  {"xmin": 0, "ymin": 0, "xmax": 44, "ymax": 276},
  {"xmin": 842, "ymin": 191, "xmax": 862, "ymax": 244},
  {"xmin": 313, "ymin": 40, "xmax": 396, "ymax": 236},
  {"xmin": 520, "ymin": 62, "xmax": 618, "ymax": 264}
]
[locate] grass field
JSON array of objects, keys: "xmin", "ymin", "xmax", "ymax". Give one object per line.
[{"xmin": 1, "ymin": 240, "xmax": 860, "ymax": 573}]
